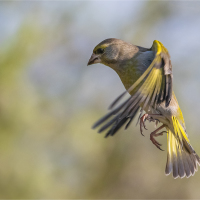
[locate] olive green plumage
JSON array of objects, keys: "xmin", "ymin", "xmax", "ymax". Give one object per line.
[{"xmin": 88, "ymin": 38, "xmax": 200, "ymax": 178}]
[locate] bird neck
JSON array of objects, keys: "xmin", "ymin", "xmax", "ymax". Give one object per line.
[
  {"xmin": 115, "ymin": 51, "xmax": 154, "ymax": 92},
  {"xmin": 114, "ymin": 59, "xmax": 146, "ymax": 92}
]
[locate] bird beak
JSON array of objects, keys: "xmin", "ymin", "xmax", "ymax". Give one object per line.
[{"xmin": 87, "ymin": 53, "xmax": 101, "ymax": 66}]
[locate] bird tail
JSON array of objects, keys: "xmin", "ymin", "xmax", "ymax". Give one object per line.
[{"xmin": 165, "ymin": 116, "xmax": 200, "ymax": 178}]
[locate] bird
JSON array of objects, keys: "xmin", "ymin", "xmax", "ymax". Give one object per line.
[{"xmin": 87, "ymin": 38, "xmax": 200, "ymax": 178}]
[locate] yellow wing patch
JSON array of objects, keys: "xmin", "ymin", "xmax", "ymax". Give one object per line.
[
  {"xmin": 153, "ymin": 40, "xmax": 168, "ymax": 55},
  {"xmin": 172, "ymin": 116, "xmax": 190, "ymax": 144}
]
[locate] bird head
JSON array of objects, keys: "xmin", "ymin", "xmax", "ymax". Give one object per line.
[{"xmin": 87, "ymin": 38, "xmax": 126, "ymax": 68}]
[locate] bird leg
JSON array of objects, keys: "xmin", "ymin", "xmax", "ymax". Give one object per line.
[{"xmin": 150, "ymin": 124, "xmax": 167, "ymax": 151}]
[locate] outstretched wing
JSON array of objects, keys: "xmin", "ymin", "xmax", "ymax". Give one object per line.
[{"xmin": 93, "ymin": 40, "xmax": 173, "ymax": 137}]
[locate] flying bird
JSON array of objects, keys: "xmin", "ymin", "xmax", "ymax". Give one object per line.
[{"xmin": 88, "ymin": 38, "xmax": 200, "ymax": 178}]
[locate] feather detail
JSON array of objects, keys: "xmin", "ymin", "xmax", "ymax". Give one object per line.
[{"xmin": 165, "ymin": 117, "xmax": 200, "ymax": 178}]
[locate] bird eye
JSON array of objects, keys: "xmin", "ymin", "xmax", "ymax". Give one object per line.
[{"xmin": 96, "ymin": 48, "xmax": 104, "ymax": 54}]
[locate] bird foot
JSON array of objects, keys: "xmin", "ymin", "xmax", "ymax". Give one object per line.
[
  {"xmin": 139, "ymin": 114, "xmax": 159, "ymax": 136},
  {"xmin": 150, "ymin": 125, "xmax": 167, "ymax": 151}
]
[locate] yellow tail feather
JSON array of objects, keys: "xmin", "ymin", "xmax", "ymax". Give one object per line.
[{"xmin": 165, "ymin": 116, "xmax": 200, "ymax": 178}]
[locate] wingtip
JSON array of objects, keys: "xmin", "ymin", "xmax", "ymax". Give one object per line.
[{"xmin": 92, "ymin": 123, "xmax": 98, "ymax": 129}]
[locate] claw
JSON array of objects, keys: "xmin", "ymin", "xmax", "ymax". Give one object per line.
[
  {"xmin": 142, "ymin": 119, "xmax": 147, "ymax": 130},
  {"xmin": 150, "ymin": 134, "xmax": 161, "ymax": 145},
  {"xmin": 140, "ymin": 123, "xmax": 145, "ymax": 136},
  {"xmin": 140, "ymin": 113, "xmax": 149, "ymax": 136},
  {"xmin": 150, "ymin": 137, "xmax": 163, "ymax": 151},
  {"xmin": 149, "ymin": 125, "xmax": 166, "ymax": 151},
  {"xmin": 155, "ymin": 120, "xmax": 158, "ymax": 128},
  {"xmin": 156, "ymin": 145, "xmax": 164, "ymax": 151}
]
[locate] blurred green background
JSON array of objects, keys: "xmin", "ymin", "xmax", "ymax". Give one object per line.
[{"xmin": 1, "ymin": 1, "xmax": 200, "ymax": 199}]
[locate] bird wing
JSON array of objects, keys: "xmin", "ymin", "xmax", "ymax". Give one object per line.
[
  {"xmin": 93, "ymin": 40, "xmax": 173, "ymax": 137},
  {"xmin": 111, "ymin": 40, "xmax": 173, "ymax": 109}
]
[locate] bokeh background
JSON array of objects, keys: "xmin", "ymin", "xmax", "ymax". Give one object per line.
[{"xmin": 1, "ymin": 1, "xmax": 200, "ymax": 199}]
